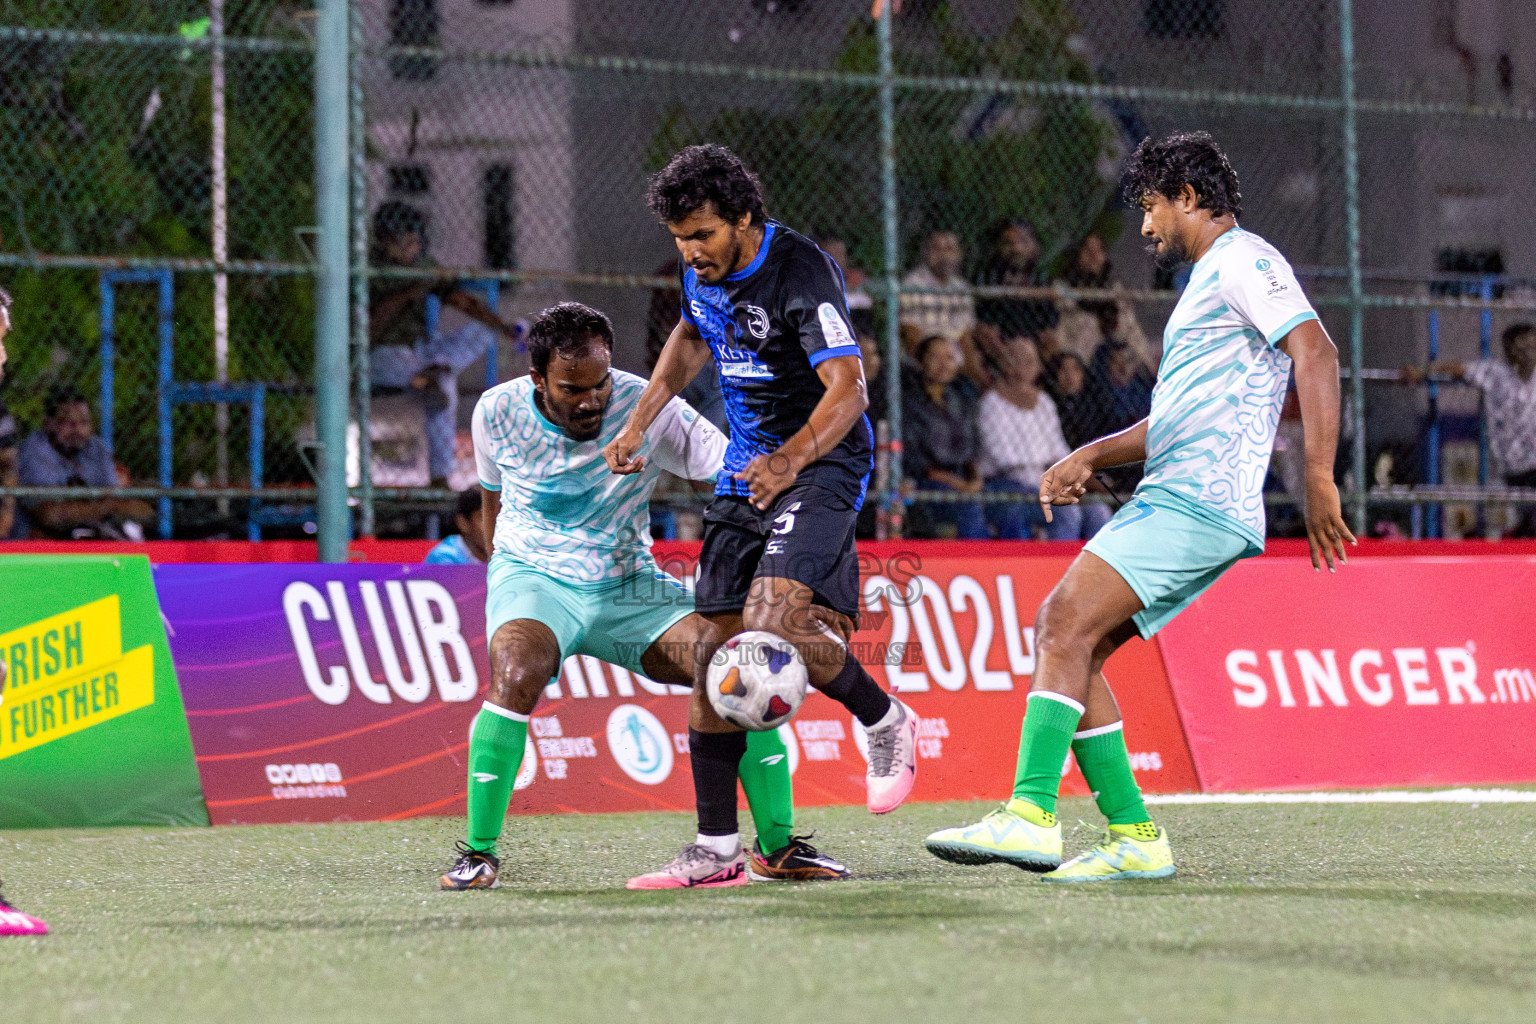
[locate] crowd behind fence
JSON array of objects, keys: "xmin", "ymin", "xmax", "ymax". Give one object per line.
[{"xmin": 2, "ymin": 1, "xmax": 1535, "ymax": 555}]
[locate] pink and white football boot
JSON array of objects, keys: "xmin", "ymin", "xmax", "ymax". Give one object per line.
[
  {"xmin": 864, "ymin": 698, "xmax": 919, "ymax": 814},
  {"xmin": 0, "ymin": 884, "xmax": 48, "ymax": 936},
  {"xmin": 626, "ymin": 843, "xmax": 749, "ymax": 890}
]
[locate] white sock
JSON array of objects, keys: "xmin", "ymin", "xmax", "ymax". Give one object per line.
[
  {"xmin": 695, "ymin": 832, "xmax": 741, "ymax": 858},
  {"xmin": 868, "ymin": 699, "xmax": 901, "ymax": 732}
]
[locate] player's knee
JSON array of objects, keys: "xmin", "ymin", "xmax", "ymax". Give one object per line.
[
  {"xmin": 1033, "ymin": 596, "xmax": 1092, "ymax": 660},
  {"xmin": 741, "ymin": 601, "xmax": 787, "ymax": 637},
  {"xmin": 489, "ymin": 660, "xmax": 551, "ymax": 714}
]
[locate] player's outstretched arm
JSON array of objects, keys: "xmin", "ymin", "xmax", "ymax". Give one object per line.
[
  {"xmin": 1037, "ymin": 420, "xmax": 1148, "ymax": 522},
  {"xmin": 734, "ymin": 354, "xmax": 868, "ymax": 510},
  {"xmin": 604, "ymin": 316, "xmax": 711, "ymax": 475},
  {"xmin": 1279, "ymin": 319, "xmax": 1356, "ymax": 572}
]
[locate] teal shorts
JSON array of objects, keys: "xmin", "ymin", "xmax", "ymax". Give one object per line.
[
  {"xmin": 1083, "ymin": 488, "xmax": 1259, "ymax": 639},
  {"xmin": 485, "ymin": 555, "xmax": 694, "ymax": 674}
]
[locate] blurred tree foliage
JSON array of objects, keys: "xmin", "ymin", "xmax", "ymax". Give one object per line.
[
  {"xmin": 0, "ymin": 1, "xmax": 314, "ymax": 483},
  {"xmin": 646, "ymin": 0, "xmax": 1121, "ymax": 279}
]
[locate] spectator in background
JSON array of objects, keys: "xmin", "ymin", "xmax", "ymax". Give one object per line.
[
  {"xmin": 368, "ymin": 201, "xmax": 520, "ymax": 487},
  {"xmin": 859, "ymin": 331, "xmax": 889, "ymax": 428},
  {"xmin": 1403, "ymin": 322, "xmax": 1536, "ymax": 536},
  {"xmin": 902, "ymin": 334, "xmax": 986, "ymax": 539},
  {"xmin": 977, "ymin": 336, "xmax": 1097, "ymax": 539},
  {"xmin": 424, "ymin": 488, "xmax": 490, "ymax": 564},
  {"xmin": 974, "ymin": 220, "xmax": 1058, "ymax": 344},
  {"xmin": 1045, "ymin": 352, "xmax": 1106, "ymax": 449},
  {"xmin": 819, "ymin": 237, "xmax": 875, "ymax": 336},
  {"xmin": 1055, "ymin": 231, "xmax": 1159, "ymax": 375},
  {"xmin": 0, "ymin": 403, "xmax": 16, "ymax": 540},
  {"xmin": 1095, "ymin": 339, "xmax": 1155, "ymax": 432},
  {"xmin": 17, "ymin": 388, "xmax": 154, "ymax": 540},
  {"xmin": 900, "ymin": 230, "xmax": 974, "ymax": 345}
]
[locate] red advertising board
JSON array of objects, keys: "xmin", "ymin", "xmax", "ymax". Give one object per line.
[
  {"xmin": 1155, "ymin": 554, "xmax": 1536, "ymax": 791},
  {"xmin": 158, "ymin": 549, "xmax": 1198, "ymax": 825}
]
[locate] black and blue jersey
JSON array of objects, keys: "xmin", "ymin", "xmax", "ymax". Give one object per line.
[{"xmin": 680, "ymin": 221, "xmax": 874, "ymax": 507}]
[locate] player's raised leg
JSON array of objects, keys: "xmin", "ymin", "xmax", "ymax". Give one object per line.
[
  {"xmin": 745, "ymin": 574, "xmax": 917, "ymax": 815},
  {"xmin": 925, "ymin": 551, "xmax": 1163, "ymax": 872},
  {"xmin": 440, "ymin": 617, "xmax": 561, "ymax": 891}
]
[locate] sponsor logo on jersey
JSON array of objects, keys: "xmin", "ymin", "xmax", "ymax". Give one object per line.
[
  {"xmin": 1255, "ymin": 256, "xmax": 1288, "ymax": 296},
  {"xmin": 715, "ymin": 345, "xmax": 774, "ymax": 379},
  {"xmin": 817, "ymin": 302, "xmax": 858, "ymax": 351}
]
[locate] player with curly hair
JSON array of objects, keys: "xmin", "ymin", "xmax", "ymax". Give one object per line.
[
  {"xmin": 605, "ymin": 144, "xmax": 919, "ymax": 889},
  {"xmin": 925, "ymin": 131, "xmax": 1354, "ymax": 882}
]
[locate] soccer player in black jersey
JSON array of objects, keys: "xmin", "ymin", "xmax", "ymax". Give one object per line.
[{"xmin": 606, "ymin": 145, "xmax": 918, "ymax": 886}]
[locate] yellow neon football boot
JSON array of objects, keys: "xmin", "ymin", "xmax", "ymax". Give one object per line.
[
  {"xmin": 1040, "ymin": 824, "xmax": 1175, "ymax": 883},
  {"xmin": 923, "ymin": 799, "xmax": 1062, "ymax": 872}
]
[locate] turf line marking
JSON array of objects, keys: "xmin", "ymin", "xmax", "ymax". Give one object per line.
[{"xmin": 1145, "ymin": 788, "xmax": 1536, "ymax": 805}]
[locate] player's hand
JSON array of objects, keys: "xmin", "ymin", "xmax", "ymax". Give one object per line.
[
  {"xmin": 603, "ymin": 425, "xmax": 646, "ymax": 475},
  {"xmin": 1303, "ymin": 468, "xmax": 1357, "ymax": 573},
  {"xmin": 735, "ymin": 452, "xmax": 798, "ymax": 511},
  {"xmin": 1038, "ymin": 451, "xmax": 1095, "ymax": 523}
]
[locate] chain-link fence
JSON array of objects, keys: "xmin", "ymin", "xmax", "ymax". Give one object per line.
[{"xmin": 4, "ymin": 0, "xmax": 1535, "ymax": 548}]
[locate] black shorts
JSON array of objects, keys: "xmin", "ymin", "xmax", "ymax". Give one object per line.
[{"xmin": 695, "ymin": 481, "xmax": 862, "ymax": 621}]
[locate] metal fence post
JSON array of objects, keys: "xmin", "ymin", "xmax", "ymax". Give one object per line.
[
  {"xmin": 1339, "ymin": 0, "xmax": 1368, "ymax": 536},
  {"xmin": 315, "ymin": 0, "xmax": 352, "ymax": 561},
  {"xmin": 349, "ymin": 0, "xmax": 374, "ymax": 538},
  {"xmin": 877, "ymin": 0, "xmax": 902, "ymax": 529}
]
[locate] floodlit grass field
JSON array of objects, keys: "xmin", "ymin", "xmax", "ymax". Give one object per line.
[{"xmin": 4, "ymin": 798, "xmax": 1535, "ymax": 1024}]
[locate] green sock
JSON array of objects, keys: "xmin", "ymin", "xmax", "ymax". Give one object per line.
[
  {"xmin": 1072, "ymin": 722, "xmax": 1151, "ymax": 827},
  {"xmin": 465, "ymin": 702, "xmax": 529, "ymax": 854},
  {"xmin": 739, "ymin": 729, "xmax": 795, "ymax": 854},
  {"xmin": 1010, "ymin": 692, "xmax": 1083, "ymax": 815}
]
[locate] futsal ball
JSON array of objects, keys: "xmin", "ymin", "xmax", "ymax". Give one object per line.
[{"xmin": 706, "ymin": 631, "xmax": 809, "ymax": 731}]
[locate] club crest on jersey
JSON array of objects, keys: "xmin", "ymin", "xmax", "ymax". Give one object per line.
[{"xmin": 744, "ymin": 304, "xmax": 770, "ymax": 339}]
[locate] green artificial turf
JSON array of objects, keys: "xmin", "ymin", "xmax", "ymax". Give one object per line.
[{"xmin": 3, "ymin": 798, "xmax": 1534, "ymax": 1023}]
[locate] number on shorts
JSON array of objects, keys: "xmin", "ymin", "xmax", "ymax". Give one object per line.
[{"xmin": 1107, "ymin": 499, "xmax": 1156, "ymax": 532}]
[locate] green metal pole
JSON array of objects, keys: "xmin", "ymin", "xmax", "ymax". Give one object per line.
[
  {"xmin": 877, "ymin": 0, "xmax": 902, "ymax": 531},
  {"xmin": 1339, "ymin": 0, "xmax": 1368, "ymax": 536},
  {"xmin": 315, "ymin": 0, "xmax": 351, "ymax": 561},
  {"xmin": 349, "ymin": 0, "xmax": 373, "ymax": 538}
]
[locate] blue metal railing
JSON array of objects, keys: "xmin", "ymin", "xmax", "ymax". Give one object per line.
[{"xmin": 100, "ymin": 270, "xmax": 278, "ymax": 540}]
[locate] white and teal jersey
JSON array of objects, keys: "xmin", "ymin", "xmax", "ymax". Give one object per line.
[
  {"xmin": 472, "ymin": 370, "xmax": 725, "ymax": 585},
  {"xmin": 1140, "ymin": 226, "xmax": 1319, "ymax": 546}
]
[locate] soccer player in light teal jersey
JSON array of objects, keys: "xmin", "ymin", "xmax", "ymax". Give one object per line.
[
  {"xmin": 926, "ymin": 132, "xmax": 1356, "ymax": 882},
  {"xmin": 440, "ymin": 302, "xmax": 848, "ymax": 891}
]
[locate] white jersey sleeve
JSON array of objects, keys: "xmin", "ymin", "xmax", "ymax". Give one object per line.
[
  {"xmin": 471, "ymin": 396, "xmax": 501, "ymax": 490},
  {"xmin": 648, "ymin": 396, "xmax": 726, "ymax": 481},
  {"xmin": 1218, "ymin": 240, "xmax": 1319, "ymax": 346}
]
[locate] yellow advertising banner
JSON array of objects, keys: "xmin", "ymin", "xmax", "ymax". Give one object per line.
[
  {"xmin": 1, "ymin": 644, "xmax": 156, "ymax": 760},
  {"xmin": 0, "ymin": 594, "xmax": 157, "ymax": 761}
]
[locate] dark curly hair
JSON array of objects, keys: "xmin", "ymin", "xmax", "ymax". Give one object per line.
[
  {"xmin": 1121, "ymin": 131, "xmax": 1243, "ymax": 219},
  {"xmin": 646, "ymin": 144, "xmax": 766, "ymax": 226},
  {"xmin": 527, "ymin": 302, "xmax": 614, "ymax": 375}
]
